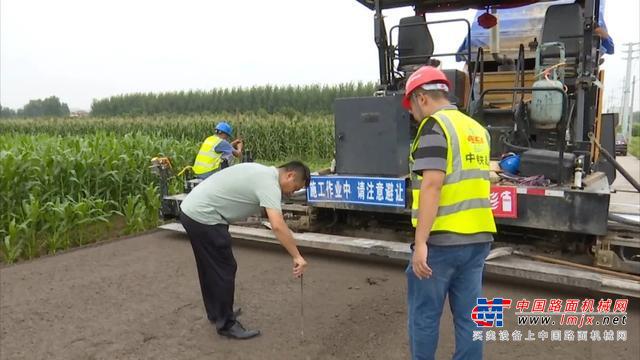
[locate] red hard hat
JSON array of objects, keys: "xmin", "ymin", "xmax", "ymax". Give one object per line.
[{"xmin": 402, "ymin": 66, "xmax": 451, "ymax": 110}]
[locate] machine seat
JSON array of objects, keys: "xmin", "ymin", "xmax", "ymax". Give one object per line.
[
  {"xmin": 540, "ymin": 3, "xmax": 583, "ymax": 77},
  {"xmin": 397, "ymin": 16, "xmax": 434, "ymax": 70}
]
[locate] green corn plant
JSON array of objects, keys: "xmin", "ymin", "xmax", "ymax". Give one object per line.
[
  {"xmin": 43, "ymin": 203, "xmax": 67, "ymax": 255},
  {"xmin": 0, "ymin": 219, "xmax": 25, "ymax": 263},
  {"xmin": 59, "ymin": 199, "xmax": 78, "ymax": 249},
  {"xmin": 21, "ymin": 195, "xmax": 44, "ymax": 259},
  {"xmin": 142, "ymin": 184, "xmax": 160, "ymax": 228},
  {"xmin": 123, "ymin": 195, "xmax": 146, "ymax": 235},
  {"xmin": 72, "ymin": 200, "xmax": 93, "ymax": 246},
  {"xmin": 46, "ymin": 224, "xmax": 66, "ymax": 255}
]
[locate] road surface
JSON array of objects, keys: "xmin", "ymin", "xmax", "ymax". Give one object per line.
[
  {"xmin": 1, "ymin": 231, "xmax": 638, "ymax": 360},
  {"xmin": 610, "ymin": 155, "xmax": 640, "ymax": 215}
]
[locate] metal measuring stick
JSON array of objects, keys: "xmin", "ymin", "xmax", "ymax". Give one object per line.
[{"xmin": 300, "ymin": 274, "xmax": 305, "ymax": 341}]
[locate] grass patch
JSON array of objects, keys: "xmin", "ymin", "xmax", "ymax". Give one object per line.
[{"xmin": 629, "ymin": 137, "xmax": 640, "ymax": 158}]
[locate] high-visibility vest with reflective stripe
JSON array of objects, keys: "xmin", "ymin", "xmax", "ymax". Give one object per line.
[
  {"xmin": 192, "ymin": 135, "xmax": 224, "ymax": 175},
  {"xmin": 409, "ymin": 109, "xmax": 496, "ymax": 234}
]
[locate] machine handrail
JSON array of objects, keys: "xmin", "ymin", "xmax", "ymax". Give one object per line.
[
  {"xmin": 388, "ymin": 18, "xmax": 472, "ymax": 70},
  {"xmin": 467, "ymin": 47, "xmax": 485, "ymax": 113}
]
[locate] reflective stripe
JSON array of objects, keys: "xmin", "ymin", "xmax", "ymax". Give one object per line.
[
  {"xmin": 445, "ymin": 169, "xmax": 489, "ymax": 184},
  {"xmin": 433, "ymin": 113, "xmax": 461, "ymax": 172},
  {"xmin": 437, "ymin": 198, "xmax": 491, "ymax": 216},
  {"xmin": 412, "ymin": 169, "xmax": 488, "ymax": 189},
  {"xmin": 198, "ymin": 150, "xmax": 219, "ymax": 158},
  {"xmin": 410, "ymin": 198, "xmax": 491, "ymax": 218},
  {"xmin": 194, "ymin": 161, "xmax": 213, "ymax": 168}
]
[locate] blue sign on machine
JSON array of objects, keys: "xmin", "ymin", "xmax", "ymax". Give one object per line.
[{"xmin": 307, "ymin": 175, "xmax": 406, "ymax": 207}]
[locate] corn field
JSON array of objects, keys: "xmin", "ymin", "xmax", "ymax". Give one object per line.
[
  {"xmin": 0, "ymin": 114, "xmax": 334, "ymax": 263},
  {"xmin": 89, "ymin": 83, "xmax": 376, "ymax": 116},
  {"xmin": 0, "ymin": 113, "xmax": 334, "ymax": 161}
]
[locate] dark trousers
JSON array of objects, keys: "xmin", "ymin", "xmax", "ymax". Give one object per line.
[{"xmin": 179, "ymin": 212, "xmax": 237, "ymax": 330}]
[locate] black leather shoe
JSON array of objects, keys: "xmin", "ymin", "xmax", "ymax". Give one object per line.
[{"xmin": 217, "ymin": 321, "xmax": 260, "ymax": 340}]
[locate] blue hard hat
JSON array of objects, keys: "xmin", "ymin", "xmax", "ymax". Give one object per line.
[
  {"xmin": 499, "ymin": 153, "xmax": 520, "ymax": 174},
  {"xmin": 215, "ymin": 121, "xmax": 233, "ymax": 136}
]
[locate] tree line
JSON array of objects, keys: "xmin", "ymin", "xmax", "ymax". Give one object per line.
[
  {"xmin": 1, "ymin": 96, "xmax": 70, "ymax": 118},
  {"xmin": 90, "ymin": 83, "xmax": 377, "ymax": 117}
]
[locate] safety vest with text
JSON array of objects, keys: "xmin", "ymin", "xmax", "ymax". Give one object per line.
[
  {"xmin": 409, "ymin": 108, "xmax": 496, "ymax": 234},
  {"xmin": 192, "ymin": 135, "xmax": 224, "ymax": 175}
]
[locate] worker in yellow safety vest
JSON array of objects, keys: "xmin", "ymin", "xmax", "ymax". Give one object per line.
[
  {"xmin": 403, "ymin": 66, "xmax": 496, "ymax": 360},
  {"xmin": 192, "ymin": 121, "xmax": 243, "ymax": 179}
]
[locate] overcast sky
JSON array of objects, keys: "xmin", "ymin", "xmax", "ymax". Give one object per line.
[{"xmin": 1, "ymin": 0, "xmax": 638, "ymax": 111}]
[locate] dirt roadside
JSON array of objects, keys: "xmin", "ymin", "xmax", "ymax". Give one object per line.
[{"xmin": 1, "ymin": 230, "xmax": 638, "ymax": 360}]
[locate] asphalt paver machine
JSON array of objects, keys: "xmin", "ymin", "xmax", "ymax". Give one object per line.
[
  {"xmin": 303, "ymin": 0, "xmax": 640, "ymax": 274},
  {"xmin": 154, "ymin": 0, "xmax": 639, "ymax": 283}
]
